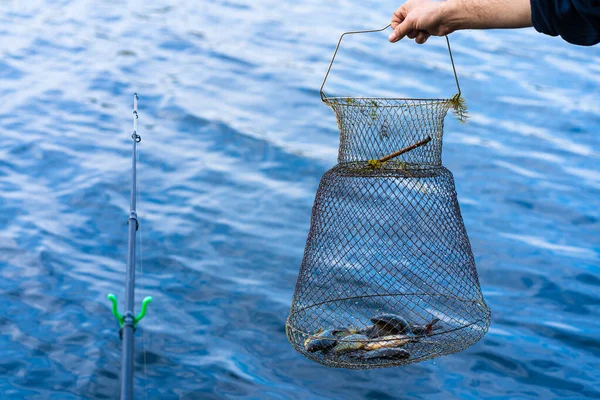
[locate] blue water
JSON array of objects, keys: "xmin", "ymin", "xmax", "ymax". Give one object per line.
[{"xmin": 1, "ymin": 1, "xmax": 599, "ymax": 399}]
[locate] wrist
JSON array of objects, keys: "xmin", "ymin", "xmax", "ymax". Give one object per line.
[{"xmin": 442, "ymin": 0, "xmax": 467, "ymax": 32}]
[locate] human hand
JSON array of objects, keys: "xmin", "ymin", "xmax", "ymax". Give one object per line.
[
  {"xmin": 389, "ymin": 0, "xmax": 457, "ymax": 44},
  {"xmin": 389, "ymin": 0, "xmax": 533, "ymax": 43}
]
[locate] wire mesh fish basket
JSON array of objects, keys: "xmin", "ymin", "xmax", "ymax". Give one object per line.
[{"xmin": 287, "ymin": 25, "xmax": 490, "ymax": 369}]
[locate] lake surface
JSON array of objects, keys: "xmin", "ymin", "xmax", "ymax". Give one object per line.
[{"xmin": 1, "ymin": 1, "xmax": 599, "ymax": 399}]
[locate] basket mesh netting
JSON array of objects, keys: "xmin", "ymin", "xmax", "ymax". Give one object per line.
[{"xmin": 286, "ymin": 26, "xmax": 490, "ymax": 369}]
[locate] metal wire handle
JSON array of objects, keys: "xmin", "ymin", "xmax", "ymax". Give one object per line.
[{"xmin": 320, "ymin": 24, "xmax": 462, "ymax": 101}]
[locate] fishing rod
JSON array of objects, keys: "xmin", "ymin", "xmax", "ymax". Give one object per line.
[{"xmin": 107, "ymin": 93, "xmax": 153, "ymax": 400}]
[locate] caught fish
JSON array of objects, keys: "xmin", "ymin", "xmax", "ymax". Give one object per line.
[
  {"xmin": 330, "ymin": 327, "xmax": 350, "ymax": 336},
  {"xmin": 363, "ymin": 334, "xmax": 414, "ymax": 351},
  {"xmin": 362, "ymin": 348, "xmax": 410, "ymax": 360},
  {"xmin": 332, "ymin": 326, "xmax": 360, "ymax": 337},
  {"xmin": 410, "ymin": 318, "xmax": 441, "ymax": 335},
  {"xmin": 304, "ymin": 330, "xmax": 337, "ymax": 353},
  {"xmin": 370, "ymin": 313, "xmax": 412, "ymax": 335},
  {"xmin": 359, "ymin": 324, "xmax": 382, "ymax": 338},
  {"xmin": 332, "ymin": 334, "xmax": 368, "ymax": 353}
]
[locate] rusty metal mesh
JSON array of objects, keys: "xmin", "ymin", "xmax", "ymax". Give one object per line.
[
  {"xmin": 286, "ymin": 98, "xmax": 490, "ymax": 369},
  {"xmin": 329, "ymin": 97, "xmax": 451, "ymax": 165}
]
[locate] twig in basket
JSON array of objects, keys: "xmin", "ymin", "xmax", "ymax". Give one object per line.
[{"xmin": 380, "ymin": 136, "xmax": 432, "ymax": 163}]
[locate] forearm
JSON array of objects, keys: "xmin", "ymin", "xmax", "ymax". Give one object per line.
[
  {"xmin": 391, "ymin": 0, "xmax": 599, "ymax": 46},
  {"xmin": 389, "ymin": 0, "xmax": 534, "ymax": 43},
  {"xmin": 446, "ymin": 0, "xmax": 533, "ymax": 30}
]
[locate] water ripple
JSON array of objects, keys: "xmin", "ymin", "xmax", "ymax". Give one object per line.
[{"xmin": 1, "ymin": 0, "xmax": 599, "ymax": 399}]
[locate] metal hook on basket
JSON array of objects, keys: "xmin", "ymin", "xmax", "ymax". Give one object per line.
[{"xmin": 320, "ymin": 24, "xmax": 461, "ymax": 101}]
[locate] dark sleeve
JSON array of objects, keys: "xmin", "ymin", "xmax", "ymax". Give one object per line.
[{"xmin": 530, "ymin": 0, "xmax": 600, "ymax": 45}]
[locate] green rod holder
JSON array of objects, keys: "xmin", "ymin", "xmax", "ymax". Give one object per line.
[{"xmin": 108, "ymin": 293, "xmax": 153, "ymax": 328}]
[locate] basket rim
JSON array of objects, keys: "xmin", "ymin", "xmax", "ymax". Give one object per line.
[
  {"xmin": 322, "ymin": 96, "xmax": 453, "ymax": 106},
  {"xmin": 333, "ymin": 162, "xmax": 445, "ymax": 173}
]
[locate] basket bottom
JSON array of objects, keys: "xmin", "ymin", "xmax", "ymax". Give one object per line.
[{"xmin": 286, "ymin": 293, "xmax": 490, "ymax": 369}]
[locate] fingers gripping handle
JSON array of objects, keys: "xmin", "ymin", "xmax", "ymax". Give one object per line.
[{"xmin": 319, "ymin": 24, "xmax": 461, "ymax": 101}]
